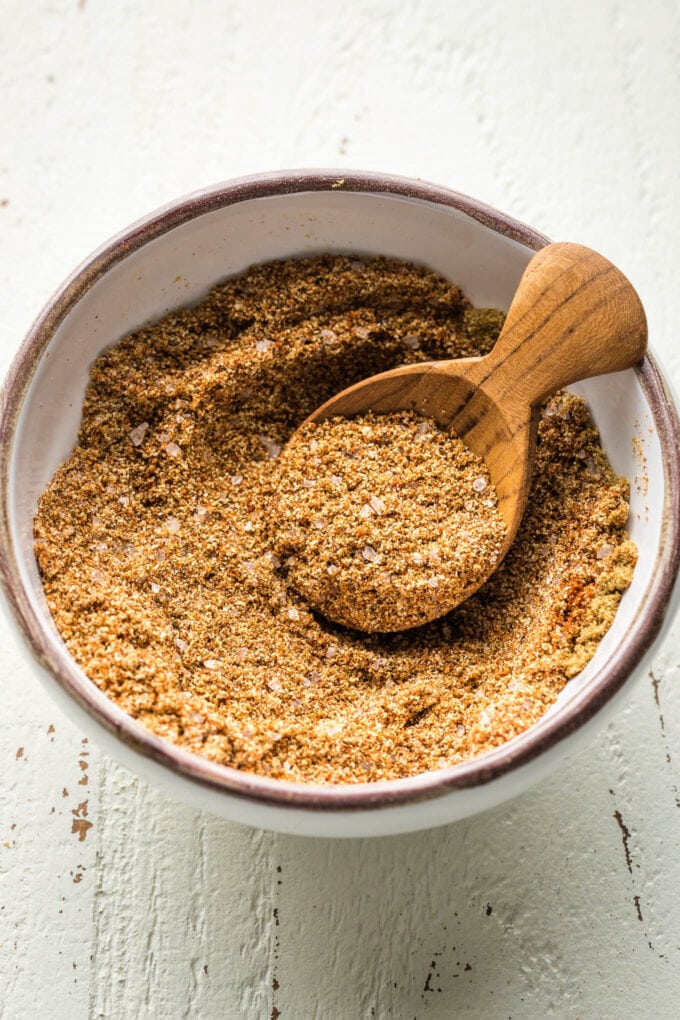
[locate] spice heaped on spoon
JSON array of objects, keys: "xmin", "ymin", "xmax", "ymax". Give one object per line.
[
  {"xmin": 279, "ymin": 243, "xmax": 647, "ymax": 632},
  {"xmin": 272, "ymin": 410, "xmax": 507, "ymax": 632}
]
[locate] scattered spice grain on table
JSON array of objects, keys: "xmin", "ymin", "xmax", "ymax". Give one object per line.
[{"xmin": 34, "ymin": 255, "xmax": 637, "ymax": 784}]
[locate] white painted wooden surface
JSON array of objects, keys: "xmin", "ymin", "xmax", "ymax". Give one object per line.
[{"xmin": 1, "ymin": 1, "xmax": 679, "ymax": 1016}]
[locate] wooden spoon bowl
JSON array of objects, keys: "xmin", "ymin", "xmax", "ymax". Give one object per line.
[{"xmin": 299, "ymin": 242, "xmax": 648, "ymax": 626}]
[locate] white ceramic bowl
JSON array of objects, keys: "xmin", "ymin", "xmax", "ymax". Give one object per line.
[{"xmin": 1, "ymin": 170, "xmax": 679, "ymax": 837}]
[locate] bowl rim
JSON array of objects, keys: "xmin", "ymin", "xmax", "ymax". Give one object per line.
[{"xmin": 1, "ymin": 167, "xmax": 679, "ymax": 813}]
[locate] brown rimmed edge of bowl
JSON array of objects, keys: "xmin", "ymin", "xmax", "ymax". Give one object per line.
[{"xmin": 0, "ymin": 168, "xmax": 678, "ymax": 813}]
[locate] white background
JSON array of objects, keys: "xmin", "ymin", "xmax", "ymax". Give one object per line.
[{"xmin": 1, "ymin": 1, "xmax": 679, "ymax": 1017}]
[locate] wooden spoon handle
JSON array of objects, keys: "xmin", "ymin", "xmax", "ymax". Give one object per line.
[{"xmin": 476, "ymin": 242, "xmax": 647, "ymax": 413}]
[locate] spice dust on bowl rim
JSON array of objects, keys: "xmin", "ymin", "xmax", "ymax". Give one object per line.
[{"xmin": 1, "ymin": 169, "xmax": 679, "ymax": 838}]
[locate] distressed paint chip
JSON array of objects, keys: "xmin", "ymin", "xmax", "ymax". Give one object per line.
[{"xmin": 71, "ymin": 801, "xmax": 93, "ymax": 842}]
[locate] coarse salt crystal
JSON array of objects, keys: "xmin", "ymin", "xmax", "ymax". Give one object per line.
[
  {"xmin": 174, "ymin": 637, "xmax": 188, "ymax": 652},
  {"xmin": 259, "ymin": 435, "xmax": 282, "ymax": 460},
  {"xmin": 320, "ymin": 329, "xmax": 337, "ymax": 343},
  {"xmin": 230, "ymin": 474, "xmax": 243, "ymax": 486},
  {"xmin": 166, "ymin": 517, "xmax": 181, "ymax": 533},
  {"xmin": 330, "ymin": 474, "xmax": 342, "ymax": 485},
  {"xmin": 427, "ymin": 548, "xmax": 441, "ymax": 566},
  {"xmin": 414, "ymin": 422, "xmax": 431, "ymax": 440},
  {"xmin": 483, "ymin": 498, "xmax": 495, "ymax": 507},
  {"xmin": 155, "ymin": 548, "xmax": 166, "ymax": 563},
  {"xmin": 369, "ymin": 495, "xmax": 385, "ymax": 514},
  {"xmin": 359, "ymin": 503, "xmax": 372, "ymax": 519},
  {"xmin": 472, "ymin": 477, "xmax": 487, "ymax": 492},
  {"xmin": 244, "ymin": 521, "xmax": 253, "ymax": 532},
  {"xmin": 91, "ymin": 569, "xmax": 105, "ymax": 583},
  {"xmin": 203, "ymin": 659, "xmax": 220, "ymax": 670},
  {"xmin": 427, "ymin": 577, "xmax": 439, "ymax": 588},
  {"xmin": 322, "ymin": 721, "xmax": 344, "ymax": 736},
  {"xmin": 165, "ymin": 442, "xmax": 181, "ymax": 458},
  {"xmin": 267, "ymin": 677, "xmax": 283, "ymax": 692},
  {"xmin": 255, "ymin": 338, "xmax": 273, "ymax": 353},
  {"xmin": 327, "ymin": 564, "xmax": 339, "ymax": 576},
  {"xmin": 404, "ymin": 334, "xmax": 421, "ymax": 350},
  {"xmin": 314, "ymin": 518, "xmax": 326, "ymax": 530},
  {"xmin": 118, "ymin": 495, "xmax": 130, "ymax": 506},
  {"xmin": 412, "ymin": 552, "xmax": 424, "ymax": 565},
  {"xmin": 597, "ymin": 543, "xmax": 615, "ymax": 560},
  {"xmin": 129, "ymin": 422, "xmax": 149, "ymax": 447},
  {"xmin": 150, "ymin": 582, "xmax": 161, "ymax": 594},
  {"xmin": 288, "ymin": 608, "xmax": 300, "ymax": 621},
  {"xmin": 456, "ymin": 723, "xmax": 466, "ymax": 735},
  {"xmin": 302, "ymin": 479, "xmax": 315, "ymax": 488},
  {"xmin": 326, "ymin": 646, "xmax": 337, "ymax": 658},
  {"xmin": 193, "ymin": 507, "xmax": 208, "ymax": 523},
  {"xmin": 354, "ymin": 326, "xmax": 370, "ymax": 339},
  {"xmin": 362, "ymin": 545, "xmax": 378, "ymax": 562}
]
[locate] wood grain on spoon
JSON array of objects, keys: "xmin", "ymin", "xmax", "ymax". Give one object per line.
[{"xmin": 302, "ymin": 242, "xmax": 647, "ymax": 623}]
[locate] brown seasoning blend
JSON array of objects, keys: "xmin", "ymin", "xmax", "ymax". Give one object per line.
[
  {"xmin": 271, "ymin": 411, "xmax": 507, "ymax": 632},
  {"xmin": 34, "ymin": 256, "xmax": 637, "ymax": 783}
]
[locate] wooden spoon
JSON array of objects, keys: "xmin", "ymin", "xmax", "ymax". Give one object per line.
[{"xmin": 300, "ymin": 242, "xmax": 647, "ymax": 625}]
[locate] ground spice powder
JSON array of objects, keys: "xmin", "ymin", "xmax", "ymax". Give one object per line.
[
  {"xmin": 34, "ymin": 255, "xmax": 637, "ymax": 784},
  {"xmin": 271, "ymin": 411, "xmax": 506, "ymax": 632}
]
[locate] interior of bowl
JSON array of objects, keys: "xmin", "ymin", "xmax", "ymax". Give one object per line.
[{"xmin": 2, "ymin": 175, "xmax": 674, "ymax": 806}]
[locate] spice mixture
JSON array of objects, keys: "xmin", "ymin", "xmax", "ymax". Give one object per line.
[
  {"xmin": 271, "ymin": 411, "xmax": 506, "ymax": 632},
  {"xmin": 34, "ymin": 255, "xmax": 636, "ymax": 784}
]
